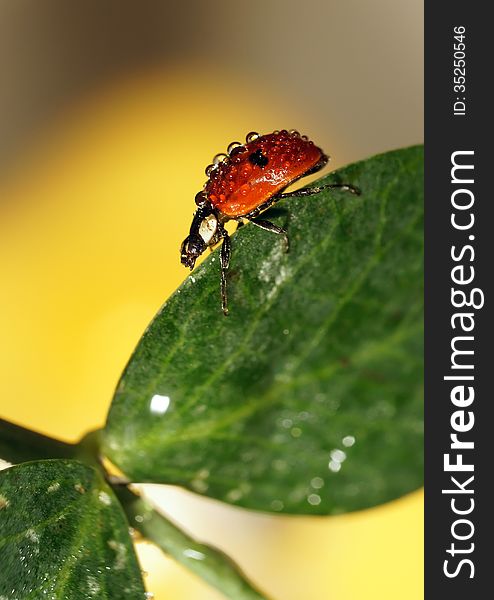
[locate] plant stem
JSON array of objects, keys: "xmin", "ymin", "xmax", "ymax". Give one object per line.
[
  {"xmin": 0, "ymin": 418, "xmax": 78, "ymax": 464},
  {"xmin": 114, "ymin": 483, "xmax": 271, "ymax": 600}
]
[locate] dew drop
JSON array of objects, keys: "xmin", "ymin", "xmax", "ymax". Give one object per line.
[
  {"xmin": 149, "ymin": 394, "xmax": 170, "ymax": 415},
  {"xmin": 307, "ymin": 494, "xmax": 321, "ymax": 506},
  {"xmin": 246, "ymin": 131, "xmax": 260, "ymax": 143},
  {"xmin": 311, "ymin": 477, "xmax": 324, "ymax": 489},
  {"xmin": 191, "ymin": 478, "xmax": 209, "ymax": 493},
  {"xmin": 98, "ymin": 491, "xmax": 112, "ymax": 506},
  {"xmin": 108, "ymin": 540, "xmax": 127, "ymax": 570},
  {"xmin": 270, "ymin": 499, "xmax": 284, "ymax": 511},
  {"xmin": 328, "ymin": 460, "xmax": 341, "ymax": 473},
  {"xmin": 342, "ymin": 435, "xmax": 356, "ymax": 447},
  {"xmin": 25, "ymin": 529, "xmax": 39, "ymax": 544},
  {"xmin": 213, "ymin": 153, "xmax": 228, "ymax": 165},
  {"xmin": 330, "ymin": 449, "xmax": 347, "ymax": 463},
  {"xmin": 87, "ymin": 576, "xmax": 100, "ymax": 596},
  {"xmin": 183, "ymin": 548, "xmax": 206, "ymax": 561},
  {"xmin": 227, "ymin": 141, "xmax": 243, "ymax": 154},
  {"xmin": 195, "ymin": 190, "xmax": 208, "ymax": 207},
  {"xmin": 226, "ymin": 488, "xmax": 243, "ymax": 502}
]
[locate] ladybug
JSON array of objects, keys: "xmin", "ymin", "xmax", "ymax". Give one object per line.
[{"xmin": 181, "ymin": 129, "xmax": 359, "ymax": 315}]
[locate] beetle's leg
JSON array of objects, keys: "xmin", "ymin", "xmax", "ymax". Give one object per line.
[
  {"xmin": 277, "ymin": 183, "xmax": 360, "ymax": 199},
  {"xmin": 247, "ymin": 218, "xmax": 289, "ymax": 252},
  {"xmin": 219, "ymin": 229, "xmax": 231, "ymax": 316},
  {"xmin": 236, "ymin": 220, "xmax": 245, "ymax": 231}
]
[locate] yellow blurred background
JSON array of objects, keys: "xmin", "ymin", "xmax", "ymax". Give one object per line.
[{"xmin": 0, "ymin": 2, "xmax": 423, "ymax": 599}]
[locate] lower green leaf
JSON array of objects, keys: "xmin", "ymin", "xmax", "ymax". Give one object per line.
[{"xmin": 0, "ymin": 460, "xmax": 146, "ymax": 599}]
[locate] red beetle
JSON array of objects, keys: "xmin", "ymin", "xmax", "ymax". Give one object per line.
[{"xmin": 181, "ymin": 129, "xmax": 359, "ymax": 314}]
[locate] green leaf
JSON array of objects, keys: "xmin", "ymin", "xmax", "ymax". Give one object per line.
[
  {"xmin": 103, "ymin": 145, "xmax": 424, "ymax": 515},
  {"xmin": 0, "ymin": 460, "xmax": 146, "ymax": 599}
]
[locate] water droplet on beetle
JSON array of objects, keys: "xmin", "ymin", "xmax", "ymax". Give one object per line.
[
  {"xmin": 246, "ymin": 131, "xmax": 260, "ymax": 143},
  {"xmin": 227, "ymin": 141, "xmax": 243, "ymax": 154},
  {"xmin": 213, "ymin": 153, "xmax": 228, "ymax": 165},
  {"xmin": 205, "ymin": 163, "xmax": 216, "ymax": 177}
]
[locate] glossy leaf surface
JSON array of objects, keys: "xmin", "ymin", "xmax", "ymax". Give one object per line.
[
  {"xmin": 0, "ymin": 460, "xmax": 146, "ymax": 598},
  {"xmin": 103, "ymin": 146, "xmax": 424, "ymax": 515}
]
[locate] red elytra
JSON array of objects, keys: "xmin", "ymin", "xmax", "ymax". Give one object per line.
[
  {"xmin": 206, "ymin": 130, "xmax": 325, "ymax": 218},
  {"xmin": 180, "ymin": 129, "xmax": 359, "ymax": 315}
]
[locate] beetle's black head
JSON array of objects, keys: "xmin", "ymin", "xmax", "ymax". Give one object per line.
[
  {"xmin": 180, "ymin": 233, "xmax": 206, "ymax": 270},
  {"xmin": 180, "ymin": 195, "xmax": 217, "ymax": 270}
]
